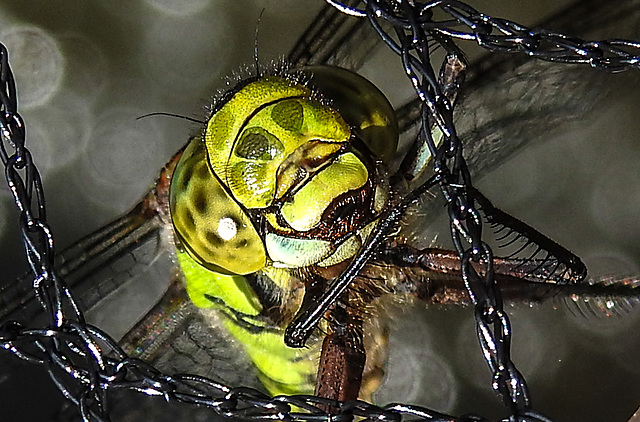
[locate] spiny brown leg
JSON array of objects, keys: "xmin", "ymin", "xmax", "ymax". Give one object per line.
[
  {"xmin": 374, "ymin": 243, "xmax": 576, "ymax": 304},
  {"xmin": 314, "ymin": 292, "xmax": 366, "ymax": 412}
]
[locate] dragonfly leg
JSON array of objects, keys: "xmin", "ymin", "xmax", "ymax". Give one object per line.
[
  {"xmin": 374, "ymin": 243, "xmax": 576, "ymax": 305},
  {"xmin": 314, "ymin": 291, "xmax": 365, "ymax": 409}
]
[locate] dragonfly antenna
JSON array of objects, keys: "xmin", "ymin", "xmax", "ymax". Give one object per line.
[
  {"xmin": 136, "ymin": 112, "xmax": 205, "ymax": 124},
  {"xmin": 254, "ymin": 9, "xmax": 265, "ymax": 77}
]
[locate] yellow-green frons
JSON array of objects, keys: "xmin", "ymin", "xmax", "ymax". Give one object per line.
[{"xmin": 206, "ymin": 76, "xmax": 351, "ymax": 209}]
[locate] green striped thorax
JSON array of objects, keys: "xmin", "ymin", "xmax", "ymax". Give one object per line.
[{"xmin": 168, "ymin": 66, "xmax": 398, "ymax": 396}]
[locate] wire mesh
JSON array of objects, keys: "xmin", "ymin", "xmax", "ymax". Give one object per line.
[{"xmin": 1, "ymin": 1, "xmax": 640, "ymax": 421}]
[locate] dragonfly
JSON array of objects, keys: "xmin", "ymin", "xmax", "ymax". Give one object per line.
[{"xmin": 1, "ymin": 1, "xmax": 640, "ymax": 421}]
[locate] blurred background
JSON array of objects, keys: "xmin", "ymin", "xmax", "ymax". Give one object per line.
[{"xmin": 0, "ymin": 0, "xmax": 639, "ymax": 421}]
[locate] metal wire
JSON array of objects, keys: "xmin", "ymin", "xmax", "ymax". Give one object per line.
[{"xmin": 1, "ymin": 1, "xmax": 639, "ymax": 422}]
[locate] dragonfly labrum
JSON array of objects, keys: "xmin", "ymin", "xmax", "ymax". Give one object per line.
[{"xmin": 1, "ymin": 1, "xmax": 640, "ymax": 421}]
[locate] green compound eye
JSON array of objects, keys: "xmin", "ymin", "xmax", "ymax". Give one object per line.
[{"xmin": 170, "ymin": 136, "xmax": 266, "ymax": 275}]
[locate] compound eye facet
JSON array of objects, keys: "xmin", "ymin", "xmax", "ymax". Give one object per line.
[{"xmin": 169, "ymin": 137, "xmax": 266, "ymax": 275}]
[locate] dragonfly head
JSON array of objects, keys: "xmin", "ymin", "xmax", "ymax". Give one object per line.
[{"xmin": 170, "ymin": 68, "xmax": 397, "ymax": 280}]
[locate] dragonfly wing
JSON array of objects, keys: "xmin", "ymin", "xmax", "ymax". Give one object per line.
[
  {"xmin": 119, "ymin": 276, "xmax": 263, "ymax": 391},
  {"xmin": 1, "ymin": 201, "xmax": 169, "ymax": 339},
  {"xmin": 398, "ymin": 0, "xmax": 640, "ymax": 231},
  {"xmin": 287, "ymin": 0, "xmax": 381, "ymax": 70}
]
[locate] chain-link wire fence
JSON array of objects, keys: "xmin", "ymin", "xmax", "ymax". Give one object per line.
[{"xmin": 1, "ymin": 1, "xmax": 640, "ymax": 421}]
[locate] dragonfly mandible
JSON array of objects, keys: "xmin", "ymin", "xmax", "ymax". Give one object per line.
[{"xmin": 1, "ymin": 1, "xmax": 640, "ymax": 421}]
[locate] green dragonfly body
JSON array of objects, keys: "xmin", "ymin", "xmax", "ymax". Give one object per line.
[{"xmin": 2, "ymin": 1, "xmax": 640, "ymax": 421}]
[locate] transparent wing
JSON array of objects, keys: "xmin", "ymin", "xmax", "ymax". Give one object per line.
[
  {"xmin": 457, "ymin": 0, "xmax": 640, "ymax": 177},
  {"xmin": 1, "ymin": 202, "xmax": 166, "ymax": 331},
  {"xmin": 397, "ymin": 0, "xmax": 640, "ymax": 228},
  {"xmin": 287, "ymin": 0, "xmax": 381, "ymax": 70}
]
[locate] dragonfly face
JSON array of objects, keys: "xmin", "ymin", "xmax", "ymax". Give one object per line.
[{"xmin": 1, "ymin": 1, "xmax": 640, "ymax": 421}]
